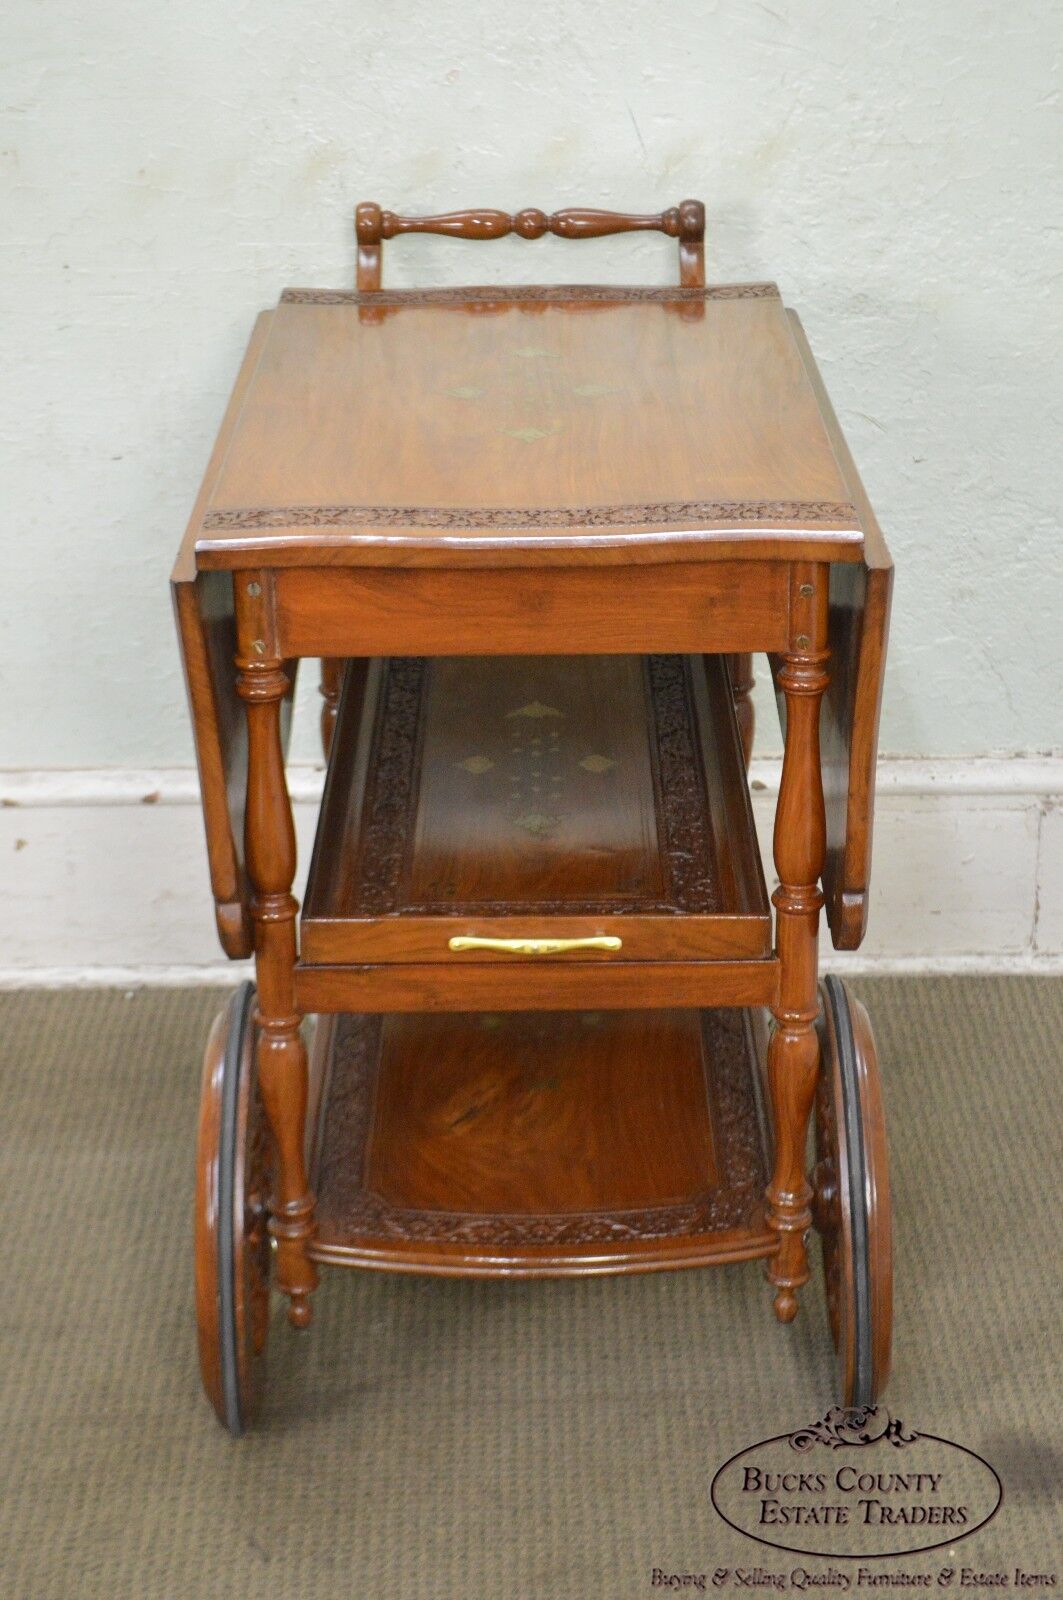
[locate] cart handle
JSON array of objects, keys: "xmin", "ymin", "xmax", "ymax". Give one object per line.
[
  {"xmin": 447, "ymin": 935, "xmax": 622, "ymax": 956},
  {"xmin": 354, "ymin": 201, "xmax": 705, "ymax": 291}
]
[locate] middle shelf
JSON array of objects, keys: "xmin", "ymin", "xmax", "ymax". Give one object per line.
[{"xmin": 301, "ymin": 652, "xmax": 772, "ymax": 998}]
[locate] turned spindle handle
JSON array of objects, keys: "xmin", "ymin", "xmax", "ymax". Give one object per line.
[{"xmin": 355, "ymin": 201, "xmax": 705, "ymax": 290}]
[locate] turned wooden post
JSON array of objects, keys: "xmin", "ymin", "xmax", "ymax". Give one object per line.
[
  {"xmin": 728, "ymin": 652, "xmax": 756, "ymax": 769},
  {"xmin": 319, "ymin": 658, "xmax": 343, "ymax": 758},
  {"xmin": 766, "ymin": 564, "xmax": 829, "ymax": 1322},
  {"xmin": 235, "ymin": 571, "xmax": 318, "ymax": 1328}
]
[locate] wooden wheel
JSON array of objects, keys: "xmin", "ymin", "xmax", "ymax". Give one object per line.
[
  {"xmin": 195, "ymin": 981, "xmax": 273, "ymax": 1434},
  {"xmin": 812, "ymin": 975, "xmax": 892, "ymax": 1406}
]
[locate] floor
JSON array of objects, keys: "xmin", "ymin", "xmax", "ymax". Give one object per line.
[{"xmin": 0, "ymin": 978, "xmax": 1060, "ymax": 1599}]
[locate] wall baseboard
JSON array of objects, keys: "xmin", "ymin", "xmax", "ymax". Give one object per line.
[{"xmin": 2, "ymin": 759, "xmax": 1060, "ymax": 985}]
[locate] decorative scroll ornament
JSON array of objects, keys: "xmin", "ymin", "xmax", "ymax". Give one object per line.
[{"xmin": 790, "ymin": 1406, "xmax": 919, "ymax": 1453}]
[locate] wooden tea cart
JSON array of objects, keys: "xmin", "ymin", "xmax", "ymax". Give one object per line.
[{"xmin": 172, "ymin": 201, "xmax": 893, "ymax": 1435}]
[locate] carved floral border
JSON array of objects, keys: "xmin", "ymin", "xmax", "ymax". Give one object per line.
[
  {"xmin": 280, "ymin": 282, "xmax": 781, "ymax": 306},
  {"xmin": 348, "ymin": 655, "xmax": 720, "ymax": 916},
  {"xmin": 203, "ymin": 499, "xmax": 856, "ymax": 532},
  {"xmin": 314, "ymin": 1008, "xmax": 768, "ymax": 1249}
]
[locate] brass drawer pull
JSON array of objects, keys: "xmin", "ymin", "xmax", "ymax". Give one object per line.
[{"xmin": 447, "ymin": 935, "xmax": 622, "ymax": 956}]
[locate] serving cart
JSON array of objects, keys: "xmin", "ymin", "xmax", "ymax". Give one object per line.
[{"xmin": 173, "ymin": 201, "xmax": 894, "ymax": 1436}]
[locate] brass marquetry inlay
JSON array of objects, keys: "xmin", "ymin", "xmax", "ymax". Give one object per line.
[
  {"xmin": 513, "ymin": 812, "xmax": 560, "ymax": 838},
  {"xmin": 442, "ymin": 352, "xmax": 620, "ymax": 435},
  {"xmin": 505, "ymin": 701, "xmax": 564, "ymax": 720},
  {"xmin": 347, "ymin": 656, "xmax": 723, "ymax": 918},
  {"xmin": 500, "ymin": 698, "xmax": 576, "ymax": 836},
  {"xmin": 447, "ymin": 357, "xmax": 620, "ymax": 450},
  {"xmin": 503, "ymin": 423, "xmax": 561, "ymax": 443}
]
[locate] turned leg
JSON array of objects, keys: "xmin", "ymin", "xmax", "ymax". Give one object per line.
[
  {"xmin": 728, "ymin": 652, "xmax": 755, "ymax": 768},
  {"xmin": 236, "ymin": 574, "xmax": 318, "ymax": 1328},
  {"xmin": 765, "ymin": 565, "xmax": 829, "ymax": 1323},
  {"xmin": 319, "ymin": 658, "xmax": 343, "ymax": 759}
]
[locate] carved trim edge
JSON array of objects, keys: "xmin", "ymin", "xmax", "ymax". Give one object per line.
[
  {"xmin": 281, "ymin": 282, "xmax": 780, "ymax": 306},
  {"xmin": 646, "ymin": 655, "xmax": 719, "ymax": 913},
  {"xmin": 204, "ymin": 500, "xmax": 858, "ymax": 532},
  {"xmin": 314, "ymin": 1009, "xmax": 768, "ymax": 1250},
  {"xmin": 347, "ymin": 655, "xmax": 722, "ymax": 916}
]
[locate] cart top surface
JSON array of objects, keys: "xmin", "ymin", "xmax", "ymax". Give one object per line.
[{"xmin": 180, "ymin": 283, "xmax": 877, "ymax": 573}]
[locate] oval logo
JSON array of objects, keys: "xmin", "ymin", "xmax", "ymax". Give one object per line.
[{"xmin": 710, "ymin": 1407, "xmax": 1002, "ymax": 1559}]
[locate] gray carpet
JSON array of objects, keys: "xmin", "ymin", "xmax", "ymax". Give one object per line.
[{"xmin": 0, "ymin": 979, "xmax": 1060, "ymax": 1598}]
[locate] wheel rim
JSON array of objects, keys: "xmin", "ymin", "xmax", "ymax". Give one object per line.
[
  {"xmin": 814, "ymin": 975, "xmax": 892, "ymax": 1406},
  {"xmin": 195, "ymin": 981, "xmax": 271, "ymax": 1434},
  {"xmin": 217, "ymin": 981, "xmax": 254, "ymax": 1432},
  {"xmin": 851, "ymin": 990, "xmax": 893, "ymax": 1400}
]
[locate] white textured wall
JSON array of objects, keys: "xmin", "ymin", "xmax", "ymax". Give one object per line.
[{"xmin": 3, "ymin": 0, "xmax": 1061, "ymax": 770}]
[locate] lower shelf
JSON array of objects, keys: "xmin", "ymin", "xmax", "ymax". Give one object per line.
[{"xmin": 306, "ymin": 1007, "xmax": 775, "ymax": 1277}]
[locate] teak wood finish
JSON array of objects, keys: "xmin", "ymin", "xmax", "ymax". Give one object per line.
[
  {"xmin": 233, "ymin": 576, "xmax": 317, "ymax": 1326},
  {"xmin": 182, "ymin": 288, "xmax": 864, "ymax": 572},
  {"xmin": 306, "ymin": 1006, "xmax": 773, "ymax": 1276},
  {"xmin": 301, "ymin": 653, "xmax": 770, "ymax": 969},
  {"xmin": 175, "ymin": 201, "xmax": 893, "ymax": 1384}
]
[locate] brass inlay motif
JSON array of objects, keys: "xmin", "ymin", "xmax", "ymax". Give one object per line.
[
  {"xmin": 579, "ymin": 753, "xmax": 616, "ymax": 773},
  {"xmin": 456, "ymin": 755, "xmax": 494, "ymax": 774},
  {"xmin": 513, "ymin": 811, "xmax": 560, "ymax": 837},
  {"xmin": 504, "ymin": 423, "xmax": 561, "ymax": 443},
  {"xmin": 505, "ymin": 700, "xmax": 564, "ymax": 720}
]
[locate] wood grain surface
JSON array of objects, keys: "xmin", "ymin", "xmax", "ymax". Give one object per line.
[
  {"xmin": 301, "ymin": 653, "xmax": 770, "ymax": 964},
  {"xmin": 293, "ymin": 957, "xmax": 779, "ymax": 1015},
  {"xmin": 309, "ymin": 1006, "xmax": 774, "ymax": 1275},
  {"xmin": 185, "ymin": 288, "xmax": 864, "ymax": 570},
  {"xmin": 786, "ymin": 311, "xmax": 893, "ymax": 951}
]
